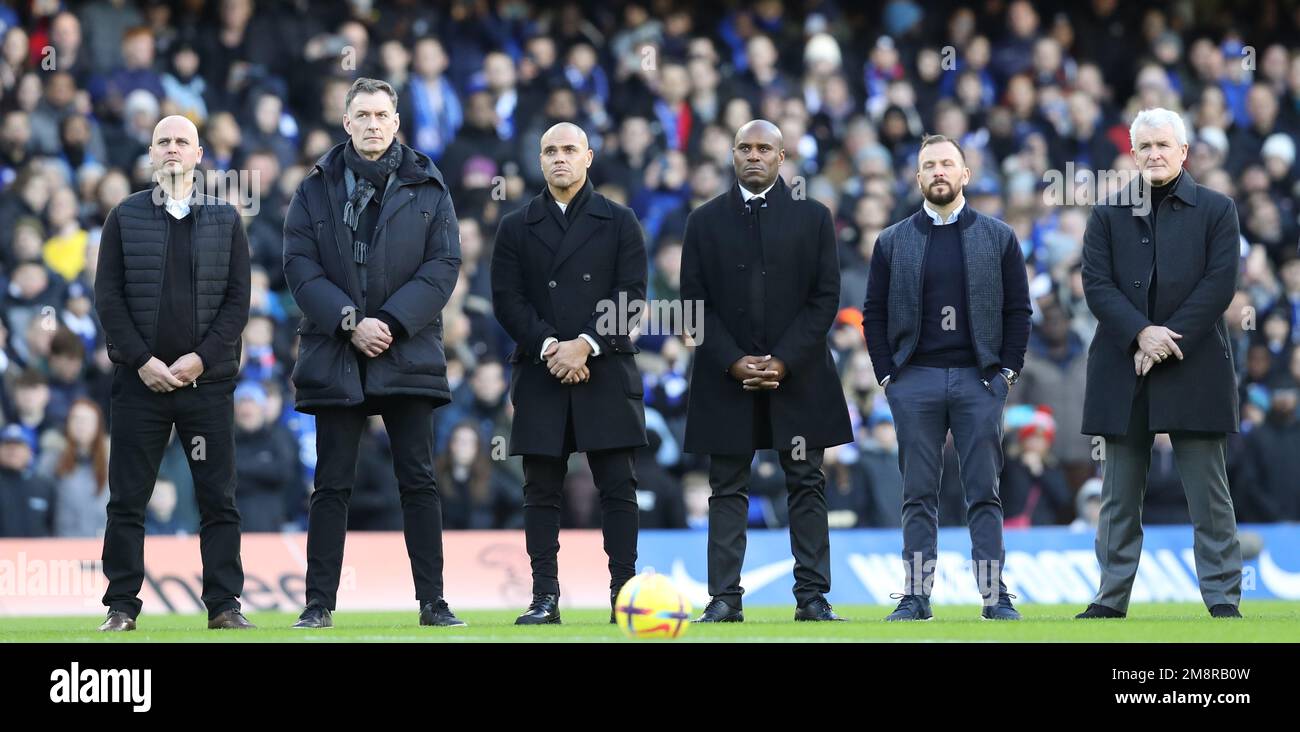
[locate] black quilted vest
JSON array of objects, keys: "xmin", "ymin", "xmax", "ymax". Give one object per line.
[{"xmin": 110, "ymin": 188, "xmax": 241, "ymax": 381}]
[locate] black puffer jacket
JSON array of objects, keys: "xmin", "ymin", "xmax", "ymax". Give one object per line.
[{"xmin": 283, "ymin": 142, "xmax": 461, "ymax": 413}]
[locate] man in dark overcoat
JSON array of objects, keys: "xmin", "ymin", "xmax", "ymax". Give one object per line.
[
  {"xmin": 1078, "ymin": 107, "xmax": 1244, "ymax": 620},
  {"xmin": 491, "ymin": 122, "xmax": 648, "ymax": 625},
  {"xmin": 680, "ymin": 119, "xmax": 852, "ymax": 623}
]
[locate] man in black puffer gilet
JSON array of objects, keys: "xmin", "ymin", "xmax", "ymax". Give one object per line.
[{"xmin": 94, "ymin": 115, "xmax": 252, "ymax": 632}]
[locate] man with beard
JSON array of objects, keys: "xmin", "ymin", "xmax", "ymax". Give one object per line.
[{"xmin": 862, "ymin": 134, "xmax": 1032, "ymax": 621}]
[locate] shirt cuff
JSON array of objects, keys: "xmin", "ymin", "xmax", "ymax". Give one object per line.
[
  {"xmin": 541, "ymin": 337, "xmax": 558, "ymax": 357},
  {"xmin": 577, "ymin": 333, "xmax": 601, "ymax": 356},
  {"xmin": 377, "ymin": 311, "xmax": 406, "ymax": 338}
]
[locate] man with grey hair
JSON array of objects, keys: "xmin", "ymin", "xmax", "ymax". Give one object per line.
[
  {"xmin": 283, "ymin": 77, "xmax": 464, "ymax": 629},
  {"xmin": 1079, "ymin": 107, "xmax": 1244, "ymax": 619}
]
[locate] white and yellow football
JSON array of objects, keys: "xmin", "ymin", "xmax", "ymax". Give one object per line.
[{"xmin": 613, "ymin": 569, "xmax": 692, "ymax": 640}]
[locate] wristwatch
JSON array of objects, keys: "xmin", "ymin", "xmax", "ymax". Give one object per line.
[{"xmin": 999, "ymin": 367, "xmax": 1019, "ymax": 386}]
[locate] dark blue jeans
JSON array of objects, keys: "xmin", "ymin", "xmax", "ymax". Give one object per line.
[{"xmin": 884, "ymin": 365, "xmax": 1009, "ymax": 601}]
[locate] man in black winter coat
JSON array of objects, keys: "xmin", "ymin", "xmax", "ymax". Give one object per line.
[
  {"xmin": 491, "ymin": 122, "xmax": 648, "ymax": 625},
  {"xmin": 681, "ymin": 120, "xmax": 853, "ymax": 623},
  {"xmin": 282, "ymin": 78, "xmax": 463, "ymax": 629},
  {"xmin": 95, "ymin": 114, "xmax": 252, "ymax": 632}
]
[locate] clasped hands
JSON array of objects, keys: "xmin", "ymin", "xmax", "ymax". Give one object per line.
[
  {"xmin": 1133, "ymin": 325, "xmax": 1184, "ymax": 376},
  {"xmin": 544, "ymin": 338, "xmax": 592, "ymax": 385},
  {"xmin": 137, "ymin": 353, "xmax": 204, "ymax": 392},
  {"xmin": 729, "ymin": 354, "xmax": 787, "ymax": 391}
]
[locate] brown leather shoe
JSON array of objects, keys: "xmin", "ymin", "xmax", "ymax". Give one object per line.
[
  {"xmin": 207, "ymin": 609, "xmax": 256, "ymax": 629},
  {"xmin": 98, "ymin": 610, "xmax": 136, "ymax": 632}
]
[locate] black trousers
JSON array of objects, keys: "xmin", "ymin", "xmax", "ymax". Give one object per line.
[
  {"xmin": 102, "ymin": 369, "xmax": 242, "ymax": 619},
  {"xmin": 306, "ymin": 397, "xmax": 443, "ymax": 609},
  {"xmin": 706, "ymin": 449, "xmax": 832, "ymax": 606},
  {"xmin": 521, "ymin": 410, "xmax": 639, "ymax": 596}
]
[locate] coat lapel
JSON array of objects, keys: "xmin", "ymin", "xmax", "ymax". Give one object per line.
[
  {"xmin": 549, "ymin": 192, "xmax": 613, "ymax": 274},
  {"xmin": 524, "ymin": 193, "xmax": 563, "ymax": 254}
]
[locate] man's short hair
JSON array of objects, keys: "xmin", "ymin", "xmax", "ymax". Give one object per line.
[
  {"xmin": 1129, "ymin": 107, "xmax": 1188, "ymax": 149},
  {"xmin": 344, "ymin": 77, "xmax": 399, "ymax": 115},
  {"xmin": 918, "ymin": 134, "xmax": 966, "ymax": 164}
]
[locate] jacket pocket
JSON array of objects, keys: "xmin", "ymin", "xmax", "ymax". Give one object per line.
[
  {"xmin": 291, "ymin": 333, "xmax": 332, "ymax": 389},
  {"xmin": 622, "ymin": 355, "xmax": 644, "ymax": 398},
  {"xmin": 393, "ymin": 327, "xmax": 446, "ymax": 375}
]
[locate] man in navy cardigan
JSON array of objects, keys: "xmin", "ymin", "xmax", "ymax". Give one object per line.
[{"xmin": 862, "ymin": 135, "xmax": 1032, "ymax": 621}]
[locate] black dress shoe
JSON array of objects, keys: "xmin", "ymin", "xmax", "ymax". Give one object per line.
[
  {"xmin": 291, "ymin": 604, "xmax": 333, "ymax": 629},
  {"xmin": 1075, "ymin": 603, "xmax": 1126, "ymax": 619},
  {"xmin": 1209, "ymin": 604, "xmax": 1242, "ymax": 618},
  {"xmin": 695, "ymin": 597, "xmax": 744, "ymax": 623},
  {"xmin": 420, "ymin": 598, "xmax": 467, "ymax": 626},
  {"xmin": 795, "ymin": 596, "xmax": 847, "ymax": 621},
  {"xmin": 208, "ymin": 609, "xmax": 256, "ymax": 629},
  {"xmin": 515, "ymin": 593, "xmax": 561, "ymax": 625},
  {"xmin": 98, "ymin": 610, "xmax": 136, "ymax": 632}
]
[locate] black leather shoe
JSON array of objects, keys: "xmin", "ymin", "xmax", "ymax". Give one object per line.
[
  {"xmin": 98, "ymin": 610, "xmax": 136, "ymax": 632},
  {"xmin": 208, "ymin": 609, "xmax": 255, "ymax": 629},
  {"xmin": 695, "ymin": 597, "xmax": 744, "ymax": 623},
  {"xmin": 980, "ymin": 592, "xmax": 1022, "ymax": 621},
  {"xmin": 291, "ymin": 604, "xmax": 333, "ymax": 629},
  {"xmin": 1210, "ymin": 604, "xmax": 1242, "ymax": 618},
  {"xmin": 884, "ymin": 594, "xmax": 933, "ymax": 621},
  {"xmin": 1075, "ymin": 603, "xmax": 1126, "ymax": 619},
  {"xmin": 420, "ymin": 598, "xmax": 467, "ymax": 626},
  {"xmin": 795, "ymin": 596, "xmax": 847, "ymax": 621},
  {"xmin": 515, "ymin": 593, "xmax": 561, "ymax": 625}
]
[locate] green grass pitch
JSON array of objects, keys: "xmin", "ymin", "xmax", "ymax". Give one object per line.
[{"xmin": 5, "ymin": 601, "xmax": 1300, "ymax": 642}]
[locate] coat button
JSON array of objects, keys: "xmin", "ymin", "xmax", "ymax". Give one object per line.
[
  {"xmin": 738, "ymin": 264, "xmax": 746, "ymax": 271},
  {"xmin": 1133, "ymin": 281, "xmax": 1142, "ymax": 288},
  {"xmin": 1172, "ymin": 203, "xmax": 1180, "ymax": 210},
  {"xmin": 1141, "ymin": 237, "xmax": 1149, "ymax": 244},
  {"xmin": 583, "ymin": 273, "xmax": 591, "ymax": 281},
  {"xmin": 548, "ymin": 280, "xmax": 557, "ymax": 288},
  {"xmin": 737, "ymin": 307, "xmax": 745, "ymax": 313}
]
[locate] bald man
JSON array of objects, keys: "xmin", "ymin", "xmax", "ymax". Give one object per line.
[
  {"xmin": 681, "ymin": 120, "xmax": 852, "ymax": 622},
  {"xmin": 95, "ymin": 115, "xmax": 252, "ymax": 631},
  {"xmin": 491, "ymin": 122, "xmax": 648, "ymax": 625}
]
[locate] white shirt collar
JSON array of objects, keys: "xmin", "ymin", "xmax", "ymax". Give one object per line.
[
  {"xmin": 164, "ymin": 196, "xmax": 191, "ymax": 220},
  {"xmin": 739, "ymin": 181, "xmax": 777, "ymax": 203},
  {"xmin": 555, "ymin": 200, "xmax": 567, "ymax": 213},
  {"xmin": 922, "ymin": 197, "xmax": 964, "ymax": 225}
]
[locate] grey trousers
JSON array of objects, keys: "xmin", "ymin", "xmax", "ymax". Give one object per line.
[
  {"xmin": 885, "ymin": 365, "xmax": 1009, "ymax": 600},
  {"xmin": 1093, "ymin": 382, "xmax": 1242, "ymax": 612}
]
